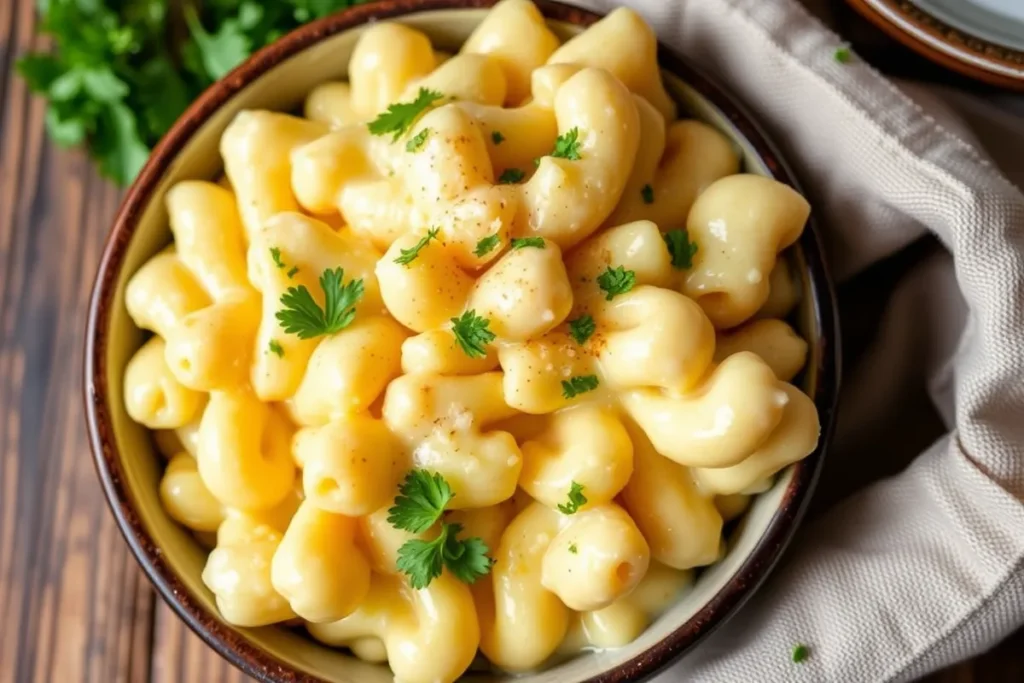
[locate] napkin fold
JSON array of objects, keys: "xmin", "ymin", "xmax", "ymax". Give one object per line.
[{"xmin": 575, "ymin": 0, "xmax": 1024, "ymax": 680}]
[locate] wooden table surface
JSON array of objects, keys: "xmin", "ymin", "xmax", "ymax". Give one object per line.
[{"xmin": 1, "ymin": 1, "xmax": 1022, "ymax": 681}]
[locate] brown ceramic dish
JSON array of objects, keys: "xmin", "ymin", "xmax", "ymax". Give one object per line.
[
  {"xmin": 847, "ymin": 0, "xmax": 1024, "ymax": 89},
  {"xmin": 84, "ymin": 1, "xmax": 841, "ymax": 681}
]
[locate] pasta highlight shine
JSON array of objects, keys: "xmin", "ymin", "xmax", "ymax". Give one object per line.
[{"xmin": 121, "ymin": 2, "xmax": 821, "ymax": 680}]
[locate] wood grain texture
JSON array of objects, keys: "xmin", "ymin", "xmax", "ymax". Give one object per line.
[{"xmin": 0, "ymin": 0, "xmax": 1020, "ymax": 681}]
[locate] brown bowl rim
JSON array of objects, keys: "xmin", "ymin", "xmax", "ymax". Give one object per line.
[
  {"xmin": 83, "ymin": 1, "xmax": 841, "ymax": 681},
  {"xmin": 846, "ymin": 0, "xmax": 1024, "ymax": 90}
]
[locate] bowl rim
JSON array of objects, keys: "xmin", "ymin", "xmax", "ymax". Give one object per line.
[{"xmin": 83, "ymin": 1, "xmax": 842, "ymax": 681}]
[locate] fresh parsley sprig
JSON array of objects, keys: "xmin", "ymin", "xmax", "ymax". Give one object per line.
[
  {"xmin": 276, "ymin": 267, "xmax": 364, "ymax": 340},
  {"xmin": 568, "ymin": 315, "xmax": 595, "ymax": 345},
  {"xmin": 17, "ymin": 0, "xmax": 373, "ymax": 186},
  {"xmin": 368, "ymin": 88, "xmax": 444, "ymax": 142},
  {"xmin": 474, "ymin": 233, "xmax": 501, "ymax": 257},
  {"xmin": 388, "ymin": 470, "xmax": 493, "ymax": 589},
  {"xmin": 510, "ymin": 237, "xmax": 545, "ymax": 250},
  {"xmin": 557, "ymin": 481, "xmax": 588, "ymax": 514},
  {"xmin": 406, "ymin": 127, "xmax": 431, "ymax": 152},
  {"xmin": 561, "ymin": 374, "xmax": 599, "ymax": 399},
  {"xmin": 450, "ymin": 310, "xmax": 495, "ymax": 358},
  {"xmin": 664, "ymin": 229, "xmax": 698, "ymax": 270},
  {"xmin": 551, "ymin": 127, "xmax": 583, "ymax": 160},
  {"xmin": 597, "ymin": 266, "xmax": 636, "ymax": 300},
  {"xmin": 394, "ymin": 228, "xmax": 440, "ymax": 266}
]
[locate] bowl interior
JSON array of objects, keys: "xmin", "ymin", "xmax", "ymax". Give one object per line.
[{"xmin": 95, "ymin": 7, "xmax": 832, "ymax": 683}]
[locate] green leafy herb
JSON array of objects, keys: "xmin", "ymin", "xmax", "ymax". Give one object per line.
[
  {"xmin": 286, "ymin": 266, "xmax": 299, "ymax": 279},
  {"xmin": 497, "ymin": 168, "xmax": 525, "ymax": 184},
  {"xmin": 406, "ymin": 127, "xmax": 431, "ymax": 152},
  {"xmin": 561, "ymin": 375, "xmax": 599, "ymax": 400},
  {"xmin": 396, "ymin": 522, "xmax": 493, "ymax": 589},
  {"xmin": 792, "ymin": 644, "xmax": 809, "ymax": 663},
  {"xmin": 474, "ymin": 233, "xmax": 501, "ymax": 257},
  {"xmin": 276, "ymin": 267, "xmax": 364, "ymax": 340},
  {"xmin": 17, "ymin": 0, "xmax": 374, "ymax": 186},
  {"xmin": 389, "ymin": 470, "xmax": 493, "ymax": 589},
  {"xmin": 663, "ymin": 229, "xmax": 698, "ymax": 270},
  {"xmin": 551, "ymin": 127, "xmax": 582, "ymax": 160},
  {"xmin": 270, "ymin": 247, "xmax": 286, "ymax": 269},
  {"xmin": 394, "ymin": 228, "xmax": 440, "ymax": 266},
  {"xmin": 568, "ymin": 315, "xmax": 595, "ymax": 345},
  {"xmin": 557, "ymin": 481, "xmax": 588, "ymax": 514},
  {"xmin": 597, "ymin": 266, "xmax": 636, "ymax": 300},
  {"xmin": 450, "ymin": 310, "xmax": 495, "ymax": 358},
  {"xmin": 387, "ymin": 470, "xmax": 454, "ymax": 533},
  {"xmin": 641, "ymin": 184, "xmax": 655, "ymax": 204},
  {"xmin": 834, "ymin": 45, "xmax": 852, "ymax": 63},
  {"xmin": 368, "ymin": 88, "xmax": 444, "ymax": 142},
  {"xmin": 510, "ymin": 237, "xmax": 545, "ymax": 250},
  {"xmin": 268, "ymin": 339, "xmax": 284, "ymax": 357},
  {"xmin": 491, "ymin": 130, "xmax": 505, "ymax": 145},
  {"xmin": 568, "ymin": 543, "xmax": 578, "ymax": 554}
]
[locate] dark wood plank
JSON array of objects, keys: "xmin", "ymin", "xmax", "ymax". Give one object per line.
[
  {"xmin": 151, "ymin": 603, "xmax": 251, "ymax": 683},
  {"xmin": 0, "ymin": 2, "xmax": 156, "ymax": 682}
]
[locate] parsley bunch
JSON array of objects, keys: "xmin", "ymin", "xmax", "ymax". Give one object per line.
[
  {"xmin": 17, "ymin": 0, "xmax": 371, "ymax": 186},
  {"xmin": 387, "ymin": 470, "xmax": 493, "ymax": 589}
]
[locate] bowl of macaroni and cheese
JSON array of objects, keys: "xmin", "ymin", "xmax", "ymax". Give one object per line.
[{"xmin": 84, "ymin": 1, "xmax": 840, "ymax": 681}]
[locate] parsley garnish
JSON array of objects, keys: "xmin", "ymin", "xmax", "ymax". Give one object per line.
[
  {"xmin": 368, "ymin": 88, "xmax": 444, "ymax": 142},
  {"xmin": 641, "ymin": 184, "xmax": 655, "ymax": 204},
  {"xmin": 276, "ymin": 267, "xmax": 364, "ymax": 340},
  {"xmin": 561, "ymin": 375, "xmax": 599, "ymax": 399},
  {"xmin": 286, "ymin": 266, "xmax": 299, "ymax": 279},
  {"xmin": 557, "ymin": 481, "xmax": 588, "ymax": 514},
  {"xmin": 568, "ymin": 315, "xmax": 595, "ymax": 345},
  {"xmin": 394, "ymin": 228, "xmax": 440, "ymax": 266},
  {"xmin": 597, "ymin": 266, "xmax": 636, "ymax": 300},
  {"xmin": 450, "ymin": 310, "xmax": 495, "ymax": 358},
  {"xmin": 268, "ymin": 339, "xmax": 284, "ymax": 357},
  {"xmin": 834, "ymin": 46, "xmax": 851, "ymax": 63},
  {"xmin": 569, "ymin": 543, "xmax": 578, "ymax": 554},
  {"xmin": 405, "ymin": 127, "xmax": 431, "ymax": 152},
  {"xmin": 792, "ymin": 644, "xmax": 809, "ymax": 663},
  {"xmin": 387, "ymin": 470, "xmax": 453, "ymax": 533},
  {"xmin": 388, "ymin": 470, "xmax": 493, "ymax": 589},
  {"xmin": 510, "ymin": 237, "xmax": 545, "ymax": 250},
  {"xmin": 474, "ymin": 233, "xmax": 501, "ymax": 257},
  {"xmin": 270, "ymin": 247, "xmax": 286, "ymax": 269},
  {"xmin": 15, "ymin": 1, "xmax": 375, "ymax": 186},
  {"xmin": 551, "ymin": 127, "xmax": 582, "ymax": 160},
  {"xmin": 497, "ymin": 168, "xmax": 525, "ymax": 184},
  {"xmin": 491, "ymin": 130, "xmax": 505, "ymax": 145},
  {"xmin": 664, "ymin": 229, "xmax": 698, "ymax": 270}
]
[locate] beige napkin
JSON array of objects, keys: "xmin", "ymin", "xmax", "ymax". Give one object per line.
[{"xmin": 573, "ymin": 0, "xmax": 1024, "ymax": 680}]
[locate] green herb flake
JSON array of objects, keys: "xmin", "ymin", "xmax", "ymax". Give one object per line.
[
  {"xmin": 368, "ymin": 88, "xmax": 444, "ymax": 142},
  {"xmin": 551, "ymin": 126, "xmax": 582, "ymax": 160},
  {"xmin": 394, "ymin": 228, "xmax": 440, "ymax": 266},
  {"xmin": 491, "ymin": 130, "xmax": 505, "ymax": 145},
  {"xmin": 497, "ymin": 168, "xmax": 525, "ymax": 184},
  {"xmin": 557, "ymin": 481, "xmax": 588, "ymax": 514},
  {"xmin": 405, "ymin": 127, "xmax": 431, "ymax": 152},
  {"xmin": 596, "ymin": 266, "xmax": 636, "ymax": 300},
  {"xmin": 792, "ymin": 644, "xmax": 809, "ymax": 663},
  {"xmin": 286, "ymin": 266, "xmax": 299, "ymax": 279},
  {"xmin": 561, "ymin": 375, "xmax": 599, "ymax": 400},
  {"xmin": 568, "ymin": 315, "xmax": 595, "ymax": 345},
  {"xmin": 663, "ymin": 229, "xmax": 698, "ymax": 270},
  {"xmin": 641, "ymin": 184, "xmax": 655, "ymax": 204},
  {"xmin": 834, "ymin": 45, "xmax": 852, "ymax": 63},
  {"xmin": 510, "ymin": 237, "xmax": 545, "ymax": 250},
  {"xmin": 268, "ymin": 339, "xmax": 284, "ymax": 357},
  {"xmin": 474, "ymin": 233, "xmax": 501, "ymax": 257},
  {"xmin": 450, "ymin": 310, "xmax": 496, "ymax": 358},
  {"xmin": 270, "ymin": 247, "xmax": 286, "ymax": 269},
  {"xmin": 568, "ymin": 543, "xmax": 578, "ymax": 554}
]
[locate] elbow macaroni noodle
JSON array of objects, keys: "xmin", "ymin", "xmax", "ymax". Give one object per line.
[{"xmin": 122, "ymin": 2, "xmax": 821, "ymax": 680}]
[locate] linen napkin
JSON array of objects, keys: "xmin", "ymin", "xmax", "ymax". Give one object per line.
[{"xmin": 572, "ymin": 0, "xmax": 1024, "ymax": 681}]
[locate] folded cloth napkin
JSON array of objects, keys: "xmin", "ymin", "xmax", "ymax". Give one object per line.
[{"xmin": 574, "ymin": 0, "xmax": 1024, "ymax": 680}]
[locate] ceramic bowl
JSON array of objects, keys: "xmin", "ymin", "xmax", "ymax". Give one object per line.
[{"xmin": 84, "ymin": 1, "xmax": 841, "ymax": 681}]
